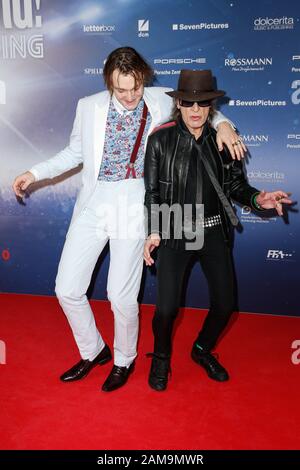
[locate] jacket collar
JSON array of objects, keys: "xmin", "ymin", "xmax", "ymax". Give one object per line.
[{"xmin": 143, "ymin": 88, "xmax": 161, "ymax": 132}]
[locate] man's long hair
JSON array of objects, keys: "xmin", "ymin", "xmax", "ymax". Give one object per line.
[{"xmin": 103, "ymin": 47, "xmax": 153, "ymax": 93}]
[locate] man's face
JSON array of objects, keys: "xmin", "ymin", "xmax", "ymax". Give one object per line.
[
  {"xmin": 178, "ymin": 100, "xmax": 210, "ymax": 136},
  {"xmin": 111, "ymin": 69, "xmax": 144, "ymax": 111}
]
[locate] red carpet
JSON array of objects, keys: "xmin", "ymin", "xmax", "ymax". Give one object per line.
[{"xmin": 0, "ymin": 293, "xmax": 299, "ymax": 450}]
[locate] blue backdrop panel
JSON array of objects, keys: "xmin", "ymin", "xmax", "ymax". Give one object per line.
[{"xmin": 0, "ymin": 0, "xmax": 299, "ymax": 315}]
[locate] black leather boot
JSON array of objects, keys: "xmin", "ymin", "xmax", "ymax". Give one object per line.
[
  {"xmin": 148, "ymin": 353, "xmax": 171, "ymax": 391},
  {"xmin": 191, "ymin": 343, "xmax": 229, "ymax": 382}
]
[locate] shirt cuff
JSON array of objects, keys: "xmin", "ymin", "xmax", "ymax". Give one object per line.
[
  {"xmin": 211, "ymin": 113, "xmax": 236, "ymax": 131},
  {"xmin": 29, "ymin": 168, "xmax": 40, "ymax": 181}
]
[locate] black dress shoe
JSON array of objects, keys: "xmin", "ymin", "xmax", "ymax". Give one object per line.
[
  {"xmin": 101, "ymin": 362, "xmax": 135, "ymax": 392},
  {"xmin": 60, "ymin": 344, "xmax": 112, "ymax": 382},
  {"xmin": 191, "ymin": 344, "xmax": 229, "ymax": 382},
  {"xmin": 148, "ymin": 353, "xmax": 171, "ymax": 391}
]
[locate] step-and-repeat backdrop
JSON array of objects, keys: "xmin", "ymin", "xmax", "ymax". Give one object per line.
[{"xmin": 0, "ymin": 0, "xmax": 299, "ymax": 315}]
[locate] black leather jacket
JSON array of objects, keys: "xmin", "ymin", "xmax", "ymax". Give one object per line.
[{"xmin": 144, "ymin": 119, "xmax": 261, "ymax": 248}]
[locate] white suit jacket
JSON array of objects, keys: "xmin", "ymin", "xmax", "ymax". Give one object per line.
[{"xmin": 30, "ymin": 87, "xmax": 230, "ymax": 227}]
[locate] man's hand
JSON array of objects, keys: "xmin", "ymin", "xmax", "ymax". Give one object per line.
[
  {"xmin": 12, "ymin": 171, "xmax": 35, "ymax": 198},
  {"xmin": 216, "ymin": 121, "xmax": 246, "ymax": 160},
  {"xmin": 256, "ymin": 190, "xmax": 293, "ymax": 216},
  {"xmin": 144, "ymin": 233, "xmax": 161, "ymax": 266}
]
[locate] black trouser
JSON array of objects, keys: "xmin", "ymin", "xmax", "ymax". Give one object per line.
[{"xmin": 153, "ymin": 226, "xmax": 236, "ymax": 355}]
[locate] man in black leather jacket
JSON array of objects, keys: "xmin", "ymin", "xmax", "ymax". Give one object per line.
[{"xmin": 143, "ymin": 69, "xmax": 292, "ymax": 391}]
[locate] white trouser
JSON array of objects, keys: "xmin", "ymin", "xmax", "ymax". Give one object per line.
[{"xmin": 55, "ymin": 178, "xmax": 145, "ymax": 367}]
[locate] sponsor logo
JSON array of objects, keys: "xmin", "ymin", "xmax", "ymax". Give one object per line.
[
  {"xmin": 154, "ymin": 58, "xmax": 206, "ymax": 65},
  {"xmin": 287, "ymin": 134, "xmax": 300, "ymax": 149},
  {"xmin": 84, "ymin": 67, "xmax": 103, "ymax": 75},
  {"xmin": 254, "ymin": 16, "xmax": 294, "ymax": 31},
  {"xmin": 239, "ymin": 206, "xmax": 275, "ymax": 224},
  {"xmin": 288, "ymin": 134, "xmax": 300, "ymax": 139},
  {"xmin": 266, "ymin": 249, "xmax": 294, "ymax": 260},
  {"xmin": 242, "ymin": 134, "xmax": 269, "ymax": 147},
  {"xmin": 229, "ymin": 99, "xmax": 286, "ymax": 107},
  {"xmin": 172, "ymin": 22, "xmax": 229, "ymax": 31},
  {"xmin": 153, "ymin": 58, "xmax": 206, "ymax": 76},
  {"xmin": 291, "ymin": 80, "xmax": 300, "ymax": 105},
  {"xmin": 0, "ymin": 80, "xmax": 6, "ymax": 105},
  {"xmin": 225, "ymin": 56, "xmax": 272, "ymax": 72},
  {"xmin": 83, "ymin": 24, "xmax": 115, "ymax": 33},
  {"xmin": 242, "ymin": 206, "xmax": 251, "ymax": 215},
  {"xmin": 292, "ymin": 55, "xmax": 300, "ymax": 72},
  {"xmin": 248, "ymin": 170, "xmax": 285, "ymax": 183},
  {"xmin": 154, "ymin": 69, "xmax": 181, "ymax": 76},
  {"xmin": 138, "ymin": 19, "xmax": 149, "ymax": 37}
]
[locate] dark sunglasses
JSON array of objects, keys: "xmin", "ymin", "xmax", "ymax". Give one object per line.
[{"xmin": 179, "ymin": 99, "xmax": 212, "ymax": 108}]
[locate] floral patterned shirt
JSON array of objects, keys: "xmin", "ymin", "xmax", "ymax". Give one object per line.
[{"xmin": 98, "ymin": 97, "xmax": 151, "ymax": 181}]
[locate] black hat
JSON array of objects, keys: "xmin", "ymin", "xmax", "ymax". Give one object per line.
[{"xmin": 166, "ymin": 69, "xmax": 225, "ymax": 102}]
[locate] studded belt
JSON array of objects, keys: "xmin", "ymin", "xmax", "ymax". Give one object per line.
[
  {"xmin": 203, "ymin": 214, "xmax": 222, "ymax": 228},
  {"xmin": 183, "ymin": 214, "xmax": 222, "ymax": 233}
]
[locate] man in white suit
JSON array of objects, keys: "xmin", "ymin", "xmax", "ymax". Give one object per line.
[{"xmin": 13, "ymin": 47, "xmax": 246, "ymax": 392}]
